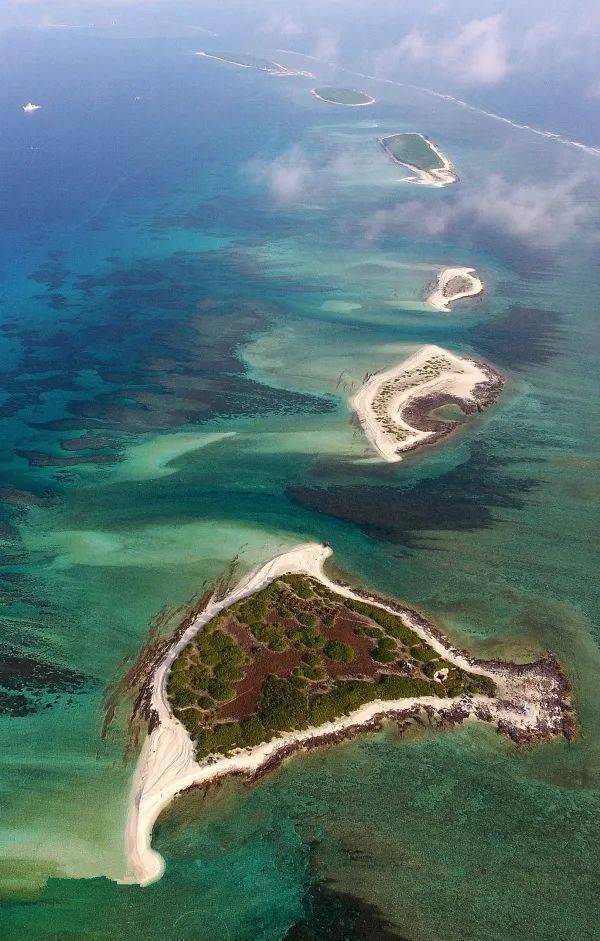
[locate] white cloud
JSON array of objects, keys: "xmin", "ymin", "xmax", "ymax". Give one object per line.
[
  {"xmin": 312, "ymin": 27, "xmax": 339, "ymax": 62},
  {"xmin": 585, "ymin": 79, "xmax": 600, "ymax": 100},
  {"xmin": 247, "ymin": 145, "xmax": 313, "ymax": 207},
  {"xmin": 257, "ymin": 11, "xmax": 303, "ymax": 41},
  {"xmin": 364, "ymin": 173, "xmax": 595, "ymax": 248},
  {"xmin": 449, "ymin": 15, "xmax": 508, "ymax": 84},
  {"xmin": 372, "ymin": 15, "xmax": 508, "ymax": 86}
]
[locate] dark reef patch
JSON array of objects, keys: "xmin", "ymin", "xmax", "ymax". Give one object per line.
[
  {"xmin": 2, "ymin": 253, "xmax": 334, "ymax": 451},
  {"xmin": 285, "ymin": 883, "xmax": 408, "ymax": 940},
  {"xmin": 470, "ymin": 306, "xmax": 563, "ymax": 370},
  {"xmin": 0, "ymin": 652, "xmax": 90, "ymax": 715},
  {"xmin": 288, "ymin": 445, "xmax": 537, "ymax": 547}
]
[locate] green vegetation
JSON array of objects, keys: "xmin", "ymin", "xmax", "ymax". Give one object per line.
[
  {"xmin": 324, "ymin": 640, "xmax": 355, "ymax": 663},
  {"xmin": 381, "ymin": 133, "xmax": 445, "ymax": 172},
  {"xmin": 309, "ymin": 675, "xmax": 441, "ymax": 726},
  {"xmin": 166, "ymin": 572, "xmax": 498, "ymax": 761},
  {"xmin": 313, "ymin": 86, "xmax": 374, "ymax": 106}
]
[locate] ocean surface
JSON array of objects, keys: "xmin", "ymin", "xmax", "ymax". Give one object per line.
[{"xmin": 1, "ymin": 27, "xmax": 599, "ymax": 941}]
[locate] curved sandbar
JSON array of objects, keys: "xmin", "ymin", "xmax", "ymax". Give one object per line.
[
  {"xmin": 428, "ymin": 267, "xmax": 484, "ymax": 312},
  {"xmin": 125, "ymin": 542, "xmax": 571, "ymax": 886},
  {"xmin": 351, "ymin": 345, "xmax": 504, "ymax": 462},
  {"xmin": 311, "ymin": 86, "xmax": 375, "ymax": 106},
  {"xmin": 196, "ymin": 51, "xmax": 313, "ymax": 78},
  {"xmin": 379, "ymin": 132, "xmax": 458, "ymax": 186}
]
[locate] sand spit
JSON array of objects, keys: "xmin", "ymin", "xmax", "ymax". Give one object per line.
[
  {"xmin": 379, "ymin": 134, "xmax": 459, "ymax": 186},
  {"xmin": 428, "ymin": 267, "xmax": 484, "ymax": 312},
  {"xmin": 196, "ymin": 51, "xmax": 313, "ymax": 78},
  {"xmin": 351, "ymin": 344, "xmax": 504, "ymax": 462},
  {"xmin": 124, "ymin": 542, "xmax": 571, "ymax": 887}
]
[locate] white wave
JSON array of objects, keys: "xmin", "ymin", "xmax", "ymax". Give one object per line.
[{"xmin": 277, "ymin": 49, "xmax": 600, "ymax": 158}]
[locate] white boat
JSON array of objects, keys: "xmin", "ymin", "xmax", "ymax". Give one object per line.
[{"xmin": 23, "ymin": 102, "xmax": 41, "ymax": 112}]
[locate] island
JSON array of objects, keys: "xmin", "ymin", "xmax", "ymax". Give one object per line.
[
  {"xmin": 196, "ymin": 51, "xmax": 313, "ymax": 78},
  {"xmin": 125, "ymin": 543, "xmax": 572, "ymax": 886},
  {"xmin": 427, "ymin": 267, "xmax": 484, "ymax": 312},
  {"xmin": 312, "ymin": 86, "xmax": 375, "ymax": 106},
  {"xmin": 379, "ymin": 132, "xmax": 458, "ymax": 186},
  {"xmin": 350, "ymin": 344, "xmax": 504, "ymax": 462}
]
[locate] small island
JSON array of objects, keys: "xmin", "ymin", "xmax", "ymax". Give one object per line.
[
  {"xmin": 351, "ymin": 344, "xmax": 504, "ymax": 462},
  {"xmin": 125, "ymin": 543, "xmax": 572, "ymax": 887},
  {"xmin": 379, "ymin": 132, "xmax": 458, "ymax": 186},
  {"xmin": 427, "ymin": 267, "xmax": 484, "ymax": 312},
  {"xmin": 312, "ymin": 86, "xmax": 375, "ymax": 106},
  {"xmin": 196, "ymin": 51, "xmax": 313, "ymax": 78}
]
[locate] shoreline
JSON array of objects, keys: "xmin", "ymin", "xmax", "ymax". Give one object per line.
[
  {"xmin": 379, "ymin": 134, "xmax": 459, "ymax": 187},
  {"xmin": 427, "ymin": 267, "xmax": 484, "ymax": 312},
  {"xmin": 124, "ymin": 542, "xmax": 571, "ymax": 887},
  {"xmin": 196, "ymin": 51, "xmax": 314, "ymax": 79},
  {"xmin": 311, "ymin": 88, "xmax": 375, "ymax": 107},
  {"xmin": 350, "ymin": 344, "xmax": 504, "ymax": 462}
]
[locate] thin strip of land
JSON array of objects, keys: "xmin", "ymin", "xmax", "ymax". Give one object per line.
[
  {"xmin": 379, "ymin": 132, "xmax": 458, "ymax": 186},
  {"xmin": 125, "ymin": 542, "xmax": 572, "ymax": 887},
  {"xmin": 196, "ymin": 51, "xmax": 313, "ymax": 78},
  {"xmin": 350, "ymin": 344, "xmax": 504, "ymax": 462},
  {"xmin": 428, "ymin": 267, "xmax": 484, "ymax": 312}
]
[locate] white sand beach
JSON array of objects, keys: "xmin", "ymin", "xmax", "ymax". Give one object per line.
[
  {"xmin": 350, "ymin": 345, "xmax": 503, "ymax": 461},
  {"xmin": 428, "ymin": 267, "xmax": 484, "ymax": 311}
]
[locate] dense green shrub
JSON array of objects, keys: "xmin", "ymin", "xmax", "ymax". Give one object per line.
[
  {"xmin": 249, "ymin": 621, "xmax": 288, "ymax": 651},
  {"xmin": 371, "ymin": 636, "xmax": 398, "ymax": 663},
  {"xmin": 237, "ymin": 594, "xmax": 269, "ymax": 624},
  {"xmin": 363, "ymin": 625, "xmax": 383, "ymax": 638},
  {"xmin": 302, "ymin": 651, "xmax": 324, "ymax": 668},
  {"xmin": 291, "ymin": 626, "xmax": 324, "ymax": 649},
  {"xmin": 308, "ymin": 674, "xmax": 441, "ymax": 726},
  {"xmin": 302, "ymin": 665, "xmax": 325, "ymax": 681},
  {"xmin": 280, "ymin": 574, "xmax": 314, "ymax": 599},
  {"xmin": 206, "ymin": 677, "xmax": 236, "ymax": 701},
  {"xmin": 344, "ymin": 598, "xmax": 418, "ymax": 645},
  {"xmin": 214, "ymin": 661, "xmax": 245, "ymax": 682},
  {"xmin": 259, "ymin": 675, "xmax": 308, "ymax": 731},
  {"xmin": 410, "ymin": 643, "xmax": 439, "ymax": 663},
  {"xmin": 239, "ymin": 715, "xmax": 268, "ymax": 747},
  {"xmin": 196, "ymin": 721, "xmax": 243, "ymax": 759},
  {"xmin": 297, "ymin": 611, "xmax": 317, "ymax": 628},
  {"xmin": 324, "ymin": 640, "xmax": 355, "ymax": 663}
]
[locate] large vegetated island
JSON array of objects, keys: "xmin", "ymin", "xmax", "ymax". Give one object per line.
[
  {"xmin": 126, "ymin": 544, "xmax": 573, "ymax": 886},
  {"xmin": 312, "ymin": 86, "xmax": 375, "ymax": 106},
  {"xmin": 380, "ymin": 132, "xmax": 459, "ymax": 186}
]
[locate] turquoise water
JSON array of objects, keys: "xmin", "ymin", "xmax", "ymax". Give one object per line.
[{"xmin": 1, "ymin": 27, "xmax": 599, "ymax": 940}]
